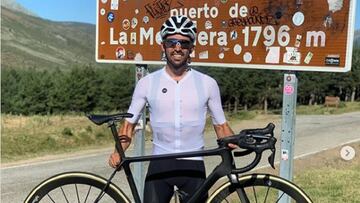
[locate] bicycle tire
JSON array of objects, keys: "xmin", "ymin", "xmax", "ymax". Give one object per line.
[
  {"xmin": 207, "ymin": 173, "xmax": 312, "ymax": 203},
  {"xmin": 24, "ymin": 171, "xmax": 130, "ymax": 203}
]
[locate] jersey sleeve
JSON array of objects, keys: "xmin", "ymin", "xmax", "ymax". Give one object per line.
[
  {"xmin": 126, "ymin": 77, "xmax": 149, "ymax": 124},
  {"xmin": 207, "ymin": 78, "xmax": 226, "ymax": 125}
]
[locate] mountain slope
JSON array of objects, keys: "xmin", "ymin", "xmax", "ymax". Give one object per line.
[
  {"xmin": 1, "ymin": 0, "xmax": 37, "ymax": 16},
  {"xmin": 1, "ymin": 6, "xmax": 96, "ymax": 69}
]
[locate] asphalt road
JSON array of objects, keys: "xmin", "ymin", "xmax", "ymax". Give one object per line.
[{"xmin": 2, "ymin": 112, "xmax": 360, "ymax": 203}]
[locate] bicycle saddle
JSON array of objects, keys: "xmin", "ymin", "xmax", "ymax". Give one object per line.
[{"xmin": 87, "ymin": 113, "xmax": 133, "ymax": 125}]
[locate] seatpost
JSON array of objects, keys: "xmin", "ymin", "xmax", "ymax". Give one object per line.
[{"xmin": 108, "ymin": 121, "xmax": 126, "ymax": 158}]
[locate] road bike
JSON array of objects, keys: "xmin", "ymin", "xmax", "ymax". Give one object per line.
[{"xmin": 25, "ymin": 113, "xmax": 313, "ymax": 203}]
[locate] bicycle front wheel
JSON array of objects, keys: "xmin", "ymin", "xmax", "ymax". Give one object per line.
[
  {"xmin": 24, "ymin": 171, "xmax": 130, "ymax": 203},
  {"xmin": 207, "ymin": 173, "xmax": 312, "ymax": 203}
]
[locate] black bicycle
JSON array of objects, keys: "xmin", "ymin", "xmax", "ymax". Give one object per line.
[{"xmin": 25, "ymin": 113, "xmax": 313, "ymax": 203}]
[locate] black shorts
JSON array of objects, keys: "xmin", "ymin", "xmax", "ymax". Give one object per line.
[{"xmin": 143, "ymin": 159, "xmax": 207, "ymax": 203}]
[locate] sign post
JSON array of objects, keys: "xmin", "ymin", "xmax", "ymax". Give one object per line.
[
  {"xmin": 133, "ymin": 64, "xmax": 148, "ymax": 200},
  {"xmin": 279, "ymin": 73, "xmax": 298, "ymax": 203}
]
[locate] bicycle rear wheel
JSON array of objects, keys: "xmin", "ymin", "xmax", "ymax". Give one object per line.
[
  {"xmin": 207, "ymin": 173, "xmax": 312, "ymax": 203},
  {"xmin": 24, "ymin": 171, "xmax": 130, "ymax": 203}
]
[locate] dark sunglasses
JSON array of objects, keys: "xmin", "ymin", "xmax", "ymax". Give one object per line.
[{"xmin": 163, "ymin": 39, "xmax": 193, "ymax": 49}]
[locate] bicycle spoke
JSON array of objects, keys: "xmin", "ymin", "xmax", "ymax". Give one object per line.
[
  {"xmin": 263, "ymin": 186, "xmax": 271, "ymax": 203},
  {"xmin": 275, "ymin": 192, "xmax": 285, "ymax": 203},
  {"xmin": 252, "ymin": 186, "xmax": 258, "ymax": 203},
  {"xmin": 47, "ymin": 194, "xmax": 56, "ymax": 203},
  {"xmin": 25, "ymin": 172, "xmax": 126, "ymax": 203},
  {"xmin": 217, "ymin": 184, "xmax": 303, "ymax": 203},
  {"xmin": 94, "ymin": 190, "xmax": 106, "ymax": 203},
  {"xmin": 75, "ymin": 184, "xmax": 80, "ymax": 203},
  {"xmin": 84, "ymin": 186, "xmax": 92, "ymax": 203},
  {"xmin": 60, "ymin": 186, "xmax": 70, "ymax": 203}
]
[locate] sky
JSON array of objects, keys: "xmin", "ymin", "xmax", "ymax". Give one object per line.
[
  {"xmin": 16, "ymin": 0, "xmax": 97, "ymax": 24},
  {"xmin": 15, "ymin": 0, "xmax": 360, "ymax": 30}
]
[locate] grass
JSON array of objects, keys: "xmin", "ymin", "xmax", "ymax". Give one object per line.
[
  {"xmin": 297, "ymin": 101, "xmax": 360, "ymax": 115},
  {"xmin": 296, "ymin": 165, "xmax": 360, "ymax": 202},
  {"xmin": 293, "ymin": 143, "xmax": 360, "ymax": 203},
  {"xmin": 1, "ymin": 114, "xmax": 114, "ymax": 162},
  {"xmin": 204, "ymin": 110, "xmax": 257, "ymax": 132}
]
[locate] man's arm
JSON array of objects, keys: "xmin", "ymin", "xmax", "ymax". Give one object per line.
[
  {"xmin": 207, "ymin": 78, "xmax": 236, "ymax": 146},
  {"xmin": 213, "ymin": 121, "xmax": 234, "ymax": 139},
  {"xmin": 109, "ymin": 120, "xmax": 136, "ymax": 168},
  {"xmin": 214, "ymin": 122, "xmax": 238, "ymax": 148},
  {"xmin": 109, "ymin": 76, "xmax": 148, "ymax": 168},
  {"xmin": 118, "ymin": 119, "xmax": 136, "ymax": 151}
]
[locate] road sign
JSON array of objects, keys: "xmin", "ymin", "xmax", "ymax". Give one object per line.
[{"xmin": 96, "ymin": 0, "xmax": 356, "ymax": 72}]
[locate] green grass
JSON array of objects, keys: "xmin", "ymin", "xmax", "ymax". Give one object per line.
[
  {"xmin": 295, "ymin": 165, "xmax": 360, "ymax": 202},
  {"xmin": 297, "ymin": 102, "xmax": 360, "ymax": 115},
  {"xmin": 1, "ymin": 114, "xmax": 114, "ymax": 162},
  {"xmin": 227, "ymin": 110, "xmax": 258, "ymax": 121},
  {"xmin": 293, "ymin": 158, "xmax": 360, "ymax": 203}
]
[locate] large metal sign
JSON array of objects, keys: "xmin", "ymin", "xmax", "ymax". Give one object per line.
[{"xmin": 96, "ymin": 0, "xmax": 356, "ymax": 72}]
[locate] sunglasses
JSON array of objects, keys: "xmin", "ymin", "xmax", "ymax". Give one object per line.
[{"xmin": 163, "ymin": 39, "xmax": 193, "ymax": 49}]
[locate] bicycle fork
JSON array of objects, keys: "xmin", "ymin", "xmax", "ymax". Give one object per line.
[{"xmin": 228, "ymin": 173, "xmax": 250, "ymax": 203}]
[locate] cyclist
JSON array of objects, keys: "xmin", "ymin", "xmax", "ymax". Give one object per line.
[{"xmin": 109, "ymin": 15, "xmax": 234, "ymax": 203}]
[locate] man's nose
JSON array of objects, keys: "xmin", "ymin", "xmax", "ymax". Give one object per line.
[{"xmin": 174, "ymin": 42, "xmax": 182, "ymax": 51}]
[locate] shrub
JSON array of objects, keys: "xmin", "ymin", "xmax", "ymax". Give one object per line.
[{"xmin": 62, "ymin": 127, "xmax": 73, "ymax": 136}]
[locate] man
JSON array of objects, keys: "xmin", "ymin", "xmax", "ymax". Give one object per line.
[{"xmin": 109, "ymin": 15, "xmax": 234, "ymax": 203}]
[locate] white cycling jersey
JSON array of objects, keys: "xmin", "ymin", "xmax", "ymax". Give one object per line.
[{"xmin": 126, "ymin": 67, "xmax": 226, "ymax": 160}]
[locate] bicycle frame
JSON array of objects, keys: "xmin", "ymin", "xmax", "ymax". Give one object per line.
[{"xmin": 107, "ymin": 120, "xmax": 241, "ymax": 203}]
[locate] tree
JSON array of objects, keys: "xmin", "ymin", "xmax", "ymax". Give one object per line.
[{"xmin": 1, "ymin": 69, "xmax": 21, "ymax": 113}]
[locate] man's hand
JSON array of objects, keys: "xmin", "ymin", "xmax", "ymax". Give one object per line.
[
  {"xmin": 228, "ymin": 143, "xmax": 238, "ymax": 149},
  {"xmin": 108, "ymin": 152, "xmax": 121, "ymax": 168}
]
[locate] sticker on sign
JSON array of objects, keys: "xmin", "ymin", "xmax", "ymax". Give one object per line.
[{"xmin": 96, "ymin": 0, "xmax": 356, "ymax": 72}]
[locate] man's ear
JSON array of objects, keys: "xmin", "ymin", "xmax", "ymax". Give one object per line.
[
  {"xmin": 161, "ymin": 43, "xmax": 165, "ymax": 52},
  {"xmin": 189, "ymin": 46, "xmax": 194, "ymax": 54}
]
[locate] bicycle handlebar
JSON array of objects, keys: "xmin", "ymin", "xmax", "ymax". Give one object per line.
[{"xmin": 217, "ymin": 123, "xmax": 277, "ymax": 173}]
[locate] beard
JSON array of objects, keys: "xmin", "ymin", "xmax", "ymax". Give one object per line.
[{"xmin": 165, "ymin": 50, "xmax": 189, "ymax": 71}]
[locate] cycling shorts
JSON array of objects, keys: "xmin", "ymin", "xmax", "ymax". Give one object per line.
[{"xmin": 143, "ymin": 159, "xmax": 207, "ymax": 203}]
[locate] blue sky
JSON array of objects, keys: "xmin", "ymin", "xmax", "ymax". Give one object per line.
[
  {"xmin": 16, "ymin": 0, "xmax": 360, "ymax": 30},
  {"xmin": 16, "ymin": 0, "xmax": 97, "ymax": 24}
]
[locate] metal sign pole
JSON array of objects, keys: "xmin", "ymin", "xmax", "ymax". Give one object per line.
[
  {"xmin": 279, "ymin": 73, "xmax": 298, "ymax": 203},
  {"xmin": 134, "ymin": 64, "xmax": 148, "ymax": 201}
]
